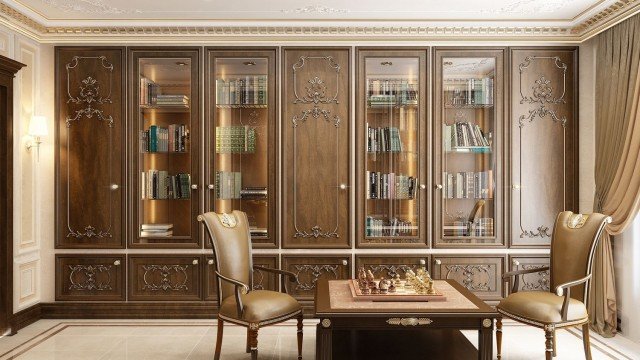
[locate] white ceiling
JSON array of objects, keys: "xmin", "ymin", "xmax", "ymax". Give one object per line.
[{"xmin": 8, "ymin": 0, "xmax": 613, "ymax": 23}]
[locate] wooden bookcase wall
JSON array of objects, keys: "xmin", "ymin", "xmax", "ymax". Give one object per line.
[{"xmin": 54, "ymin": 46, "xmax": 577, "ymax": 313}]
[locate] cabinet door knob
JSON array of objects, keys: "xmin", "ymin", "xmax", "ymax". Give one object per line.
[
  {"xmin": 208, "ymin": 259, "xmax": 214, "ymax": 265},
  {"xmin": 512, "ymin": 184, "xmax": 521, "ymax": 190},
  {"xmin": 435, "ymin": 259, "xmax": 442, "ymax": 265},
  {"xmin": 339, "ymin": 184, "xmax": 347, "ymax": 190},
  {"xmin": 434, "ymin": 184, "xmax": 443, "ymax": 190},
  {"xmin": 207, "ymin": 184, "xmax": 214, "ymax": 190},
  {"xmin": 341, "ymin": 259, "xmax": 348, "ymax": 266},
  {"xmin": 192, "ymin": 259, "xmax": 199, "ymax": 265},
  {"xmin": 420, "ymin": 184, "xmax": 426, "ymax": 190},
  {"xmin": 113, "ymin": 260, "xmax": 121, "ymax": 266},
  {"xmin": 419, "ymin": 259, "xmax": 426, "ymax": 265},
  {"xmin": 512, "ymin": 260, "xmax": 520, "ymax": 266},
  {"xmin": 191, "ymin": 184, "xmax": 198, "ymax": 190},
  {"xmin": 110, "ymin": 184, "xmax": 119, "ymax": 190}
]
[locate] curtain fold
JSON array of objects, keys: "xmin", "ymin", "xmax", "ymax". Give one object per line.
[{"xmin": 592, "ymin": 14, "xmax": 640, "ymax": 337}]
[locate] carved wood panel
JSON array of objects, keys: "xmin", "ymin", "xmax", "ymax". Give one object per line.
[
  {"xmin": 56, "ymin": 255, "xmax": 125, "ymax": 301},
  {"xmin": 204, "ymin": 255, "xmax": 277, "ymax": 301},
  {"xmin": 508, "ymin": 255, "xmax": 550, "ymax": 293},
  {"xmin": 510, "ymin": 48, "xmax": 578, "ymax": 247},
  {"xmin": 55, "ymin": 47, "xmax": 125, "ymax": 248},
  {"xmin": 128, "ymin": 255, "xmax": 202, "ymax": 301},
  {"xmin": 282, "ymin": 255, "xmax": 351, "ymax": 300},
  {"xmin": 282, "ymin": 48, "xmax": 351, "ymax": 249},
  {"xmin": 355, "ymin": 255, "xmax": 430, "ymax": 280},
  {"xmin": 432, "ymin": 256, "xmax": 505, "ymax": 300}
]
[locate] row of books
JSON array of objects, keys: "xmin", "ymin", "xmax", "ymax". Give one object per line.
[
  {"xmin": 140, "ymin": 124, "xmax": 188, "ymax": 153},
  {"xmin": 366, "ymin": 216, "xmax": 415, "ymax": 237},
  {"xmin": 443, "ymin": 171, "xmax": 494, "ymax": 199},
  {"xmin": 216, "ymin": 76, "xmax": 267, "ymax": 106},
  {"xmin": 444, "ymin": 218, "xmax": 494, "ymax": 237},
  {"xmin": 140, "ymin": 223, "xmax": 173, "ymax": 237},
  {"xmin": 444, "ymin": 122, "xmax": 491, "ymax": 150},
  {"xmin": 445, "ymin": 77, "xmax": 494, "ymax": 106},
  {"xmin": 240, "ymin": 187, "xmax": 267, "ymax": 199},
  {"xmin": 366, "ymin": 171, "xmax": 418, "ymax": 200},
  {"xmin": 140, "ymin": 171, "xmax": 191, "ymax": 200},
  {"xmin": 140, "ymin": 77, "xmax": 159, "ymax": 106},
  {"xmin": 249, "ymin": 227, "xmax": 268, "ymax": 238},
  {"xmin": 366, "ymin": 125, "xmax": 404, "ymax": 153},
  {"xmin": 215, "ymin": 171, "xmax": 242, "ymax": 199},
  {"xmin": 367, "ymin": 79, "xmax": 418, "ymax": 107},
  {"xmin": 155, "ymin": 94, "xmax": 189, "ymax": 106},
  {"xmin": 215, "ymin": 126, "xmax": 256, "ymax": 153}
]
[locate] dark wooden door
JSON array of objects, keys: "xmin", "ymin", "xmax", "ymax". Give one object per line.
[
  {"xmin": 55, "ymin": 47, "xmax": 126, "ymax": 248},
  {"xmin": 282, "ymin": 47, "xmax": 351, "ymax": 249},
  {"xmin": 128, "ymin": 255, "xmax": 202, "ymax": 301},
  {"xmin": 56, "ymin": 255, "xmax": 125, "ymax": 301}
]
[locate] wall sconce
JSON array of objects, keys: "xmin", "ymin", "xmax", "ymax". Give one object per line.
[{"xmin": 26, "ymin": 115, "xmax": 48, "ymax": 161}]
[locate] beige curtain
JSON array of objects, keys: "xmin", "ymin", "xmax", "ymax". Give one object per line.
[{"xmin": 593, "ymin": 14, "xmax": 640, "ymax": 337}]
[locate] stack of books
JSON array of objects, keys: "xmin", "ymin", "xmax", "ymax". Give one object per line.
[
  {"xmin": 140, "ymin": 223, "xmax": 173, "ymax": 237},
  {"xmin": 443, "ymin": 170, "xmax": 494, "ymax": 199},
  {"xmin": 215, "ymin": 126, "xmax": 256, "ymax": 153},
  {"xmin": 141, "ymin": 171, "xmax": 191, "ymax": 199},
  {"xmin": 444, "ymin": 122, "xmax": 490, "ymax": 151},
  {"xmin": 366, "ymin": 171, "xmax": 417, "ymax": 200},
  {"xmin": 215, "ymin": 171, "xmax": 242, "ymax": 199},
  {"xmin": 140, "ymin": 124, "xmax": 188, "ymax": 153},
  {"xmin": 473, "ymin": 218, "xmax": 494, "ymax": 237},
  {"xmin": 155, "ymin": 94, "xmax": 189, "ymax": 107},
  {"xmin": 240, "ymin": 187, "xmax": 267, "ymax": 199},
  {"xmin": 443, "ymin": 221, "xmax": 469, "ymax": 237},
  {"xmin": 216, "ymin": 76, "xmax": 268, "ymax": 106},
  {"xmin": 365, "ymin": 216, "xmax": 414, "ymax": 237},
  {"xmin": 366, "ymin": 124, "xmax": 403, "ymax": 153}
]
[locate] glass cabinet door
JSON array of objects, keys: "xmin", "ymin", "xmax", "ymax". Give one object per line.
[
  {"xmin": 130, "ymin": 49, "xmax": 200, "ymax": 248},
  {"xmin": 357, "ymin": 50, "xmax": 428, "ymax": 248},
  {"xmin": 434, "ymin": 49, "xmax": 504, "ymax": 247},
  {"xmin": 207, "ymin": 50, "xmax": 276, "ymax": 248}
]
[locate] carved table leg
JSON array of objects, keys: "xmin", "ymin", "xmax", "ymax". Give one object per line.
[
  {"xmin": 316, "ymin": 320, "xmax": 332, "ymax": 360},
  {"xmin": 496, "ymin": 318, "xmax": 503, "ymax": 359},
  {"xmin": 478, "ymin": 318, "xmax": 494, "ymax": 360},
  {"xmin": 544, "ymin": 325, "xmax": 554, "ymax": 360}
]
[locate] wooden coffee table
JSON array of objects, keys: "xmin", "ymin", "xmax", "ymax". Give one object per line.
[{"xmin": 314, "ymin": 279, "xmax": 498, "ymax": 360}]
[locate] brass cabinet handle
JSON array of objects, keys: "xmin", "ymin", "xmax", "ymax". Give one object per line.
[
  {"xmin": 192, "ymin": 259, "xmax": 199, "ymax": 265},
  {"xmin": 341, "ymin": 259, "xmax": 348, "ymax": 266},
  {"xmin": 419, "ymin": 259, "xmax": 426, "ymax": 265},
  {"xmin": 339, "ymin": 184, "xmax": 348, "ymax": 190},
  {"xmin": 113, "ymin": 260, "xmax": 121, "ymax": 266},
  {"xmin": 512, "ymin": 184, "xmax": 521, "ymax": 190},
  {"xmin": 435, "ymin": 259, "xmax": 442, "ymax": 265},
  {"xmin": 434, "ymin": 184, "xmax": 443, "ymax": 190},
  {"xmin": 207, "ymin": 184, "xmax": 214, "ymax": 190},
  {"xmin": 512, "ymin": 260, "xmax": 520, "ymax": 266},
  {"xmin": 208, "ymin": 259, "xmax": 214, "ymax": 265},
  {"xmin": 420, "ymin": 184, "xmax": 426, "ymax": 190},
  {"xmin": 191, "ymin": 184, "xmax": 198, "ymax": 190},
  {"xmin": 110, "ymin": 184, "xmax": 119, "ymax": 190}
]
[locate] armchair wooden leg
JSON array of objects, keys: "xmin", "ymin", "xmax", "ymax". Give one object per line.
[
  {"xmin": 249, "ymin": 325, "xmax": 259, "ymax": 360},
  {"xmin": 544, "ymin": 326, "xmax": 554, "ymax": 360},
  {"xmin": 246, "ymin": 327, "xmax": 251, "ymax": 353},
  {"xmin": 582, "ymin": 323, "xmax": 592, "ymax": 360},
  {"xmin": 553, "ymin": 330, "xmax": 557, "ymax": 357},
  {"xmin": 214, "ymin": 318, "xmax": 224, "ymax": 360},
  {"xmin": 496, "ymin": 318, "xmax": 503, "ymax": 359},
  {"xmin": 297, "ymin": 313, "xmax": 304, "ymax": 360}
]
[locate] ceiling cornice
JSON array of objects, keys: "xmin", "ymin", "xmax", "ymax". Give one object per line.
[{"xmin": 1, "ymin": 0, "xmax": 639, "ymax": 43}]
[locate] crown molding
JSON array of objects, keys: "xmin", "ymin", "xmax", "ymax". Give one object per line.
[{"xmin": 1, "ymin": 1, "xmax": 639, "ymax": 43}]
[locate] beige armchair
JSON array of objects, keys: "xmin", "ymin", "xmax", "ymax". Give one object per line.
[
  {"xmin": 199, "ymin": 211, "xmax": 303, "ymax": 360},
  {"xmin": 496, "ymin": 211, "xmax": 611, "ymax": 360}
]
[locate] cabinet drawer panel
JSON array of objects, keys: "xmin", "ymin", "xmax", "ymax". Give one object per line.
[
  {"xmin": 432, "ymin": 256, "xmax": 505, "ymax": 300},
  {"xmin": 128, "ymin": 256, "xmax": 202, "ymax": 301},
  {"xmin": 355, "ymin": 255, "xmax": 430, "ymax": 280},
  {"xmin": 205, "ymin": 255, "xmax": 277, "ymax": 301},
  {"xmin": 56, "ymin": 255, "xmax": 125, "ymax": 301},
  {"xmin": 508, "ymin": 256, "xmax": 550, "ymax": 293},
  {"xmin": 282, "ymin": 255, "xmax": 351, "ymax": 300}
]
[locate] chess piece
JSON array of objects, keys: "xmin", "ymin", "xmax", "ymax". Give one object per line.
[
  {"xmin": 357, "ymin": 268, "xmax": 367, "ymax": 290},
  {"xmin": 379, "ymin": 278, "xmax": 389, "ymax": 294},
  {"xmin": 366, "ymin": 270, "xmax": 376, "ymax": 287},
  {"xmin": 388, "ymin": 281, "xmax": 396, "ymax": 293}
]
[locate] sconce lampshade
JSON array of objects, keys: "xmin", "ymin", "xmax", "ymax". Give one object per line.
[{"xmin": 28, "ymin": 116, "xmax": 48, "ymax": 137}]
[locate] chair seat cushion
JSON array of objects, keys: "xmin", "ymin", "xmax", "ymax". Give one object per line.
[
  {"xmin": 497, "ymin": 291, "xmax": 588, "ymax": 325},
  {"xmin": 219, "ymin": 290, "xmax": 302, "ymax": 324}
]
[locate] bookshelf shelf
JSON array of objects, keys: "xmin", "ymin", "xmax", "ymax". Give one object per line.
[
  {"xmin": 140, "ymin": 105, "xmax": 190, "ymax": 113},
  {"xmin": 444, "ymin": 104, "xmax": 494, "ymax": 109},
  {"xmin": 215, "ymin": 104, "xmax": 267, "ymax": 109}
]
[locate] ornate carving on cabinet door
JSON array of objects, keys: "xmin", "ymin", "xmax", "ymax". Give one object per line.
[
  {"xmin": 142, "ymin": 265, "xmax": 189, "ymax": 291},
  {"xmin": 291, "ymin": 56, "xmax": 342, "ymax": 239},
  {"xmin": 68, "ymin": 264, "xmax": 113, "ymax": 291},
  {"xmin": 516, "ymin": 55, "xmax": 568, "ymax": 238},
  {"xmin": 444, "ymin": 265, "xmax": 493, "ymax": 292},
  {"xmin": 65, "ymin": 55, "xmax": 116, "ymax": 239},
  {"xmin": 520, "ymin": 265, "xmax": 550, "ymax": 291},
  {"xmin": 292, "ymin": 264, "xmax": 339, "ymax": 291},
  {"xmin": 252, "ymin": 267, "xmax": 266, "ymax": 290}
]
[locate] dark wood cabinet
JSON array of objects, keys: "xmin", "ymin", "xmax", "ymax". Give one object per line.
[
  {"xmin": 282, "ymin": 47, "xmax": 351, "ymax": 249},
  {"xmin": 508, "ymin": 255, "xmax": 550, "ymax": 293},
  {"xmin": 128, "ymin": 255, "xmax": 202, "ymax": 301},
  {"xmin": 56, "ymin": 255, "xmax": 125, "ymax": 301},
  {"xmin": 355, "ymin": 255, "xmax": 430, "ymax": 279},
  {"xmin": 204, "ymin": 255, "xmax": 277, "ymax": 301},
  {"xmin": 509, "ymin": 47, "xmax": 578, "ymax": 247},
  {"xmin": 282, "ymin": 255, "xmax": 351, "ymax": 301},
  {"xmin": 432, "ymin": 255, "xmax": 505, "ymax": 301},
  {"xmin": 55, "ymin": 47, "xmax": 126, "ymax": 248}
]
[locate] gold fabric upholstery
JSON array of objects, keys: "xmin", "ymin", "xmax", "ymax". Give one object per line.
[
  {"xmin": 219, "ymin": 290, "xmax": 302, "ymax": 324},
  {"xmin": 200, "ymin": 211, "xmax": 253, "ymax": 300},
  {"xmin": 498, "ymin": 292, "xmax": 588, "ymax": 325}
]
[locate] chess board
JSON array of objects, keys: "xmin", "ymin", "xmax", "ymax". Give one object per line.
[{"xmin": 348, "ymin": 279, "xmax": 447, "ymax": 302}]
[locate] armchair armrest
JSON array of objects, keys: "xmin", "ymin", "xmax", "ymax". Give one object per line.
[
  {"xmin": 555, "ymin": 274, "xmax": 591, "ymax": 321},
  {"xmin": 502, "ymin": 266, "xmax": 550, "ymax": 294},
  {"xmin": 253, "ymin": 266, "xmax": 298, "ymax": 294},
  {"xmin": 215, "ymin": 271, "xmax": 250, "ymax": 316}
]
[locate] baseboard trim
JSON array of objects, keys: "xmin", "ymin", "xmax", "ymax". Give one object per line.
[
  {"xmin": 40, "ymin": 302, "xmax": 219, "ymax": 319},
  {"xmin": 11, "ymin": 304, "xmax": 42, "ymax": 333}
]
